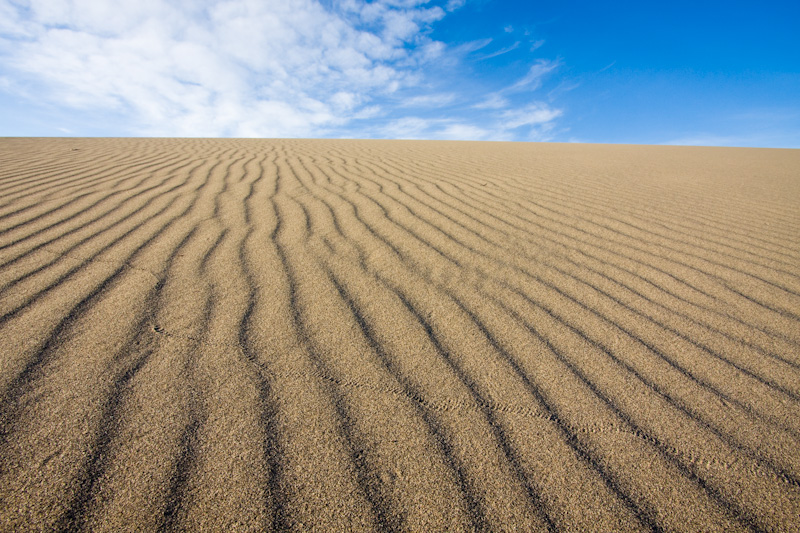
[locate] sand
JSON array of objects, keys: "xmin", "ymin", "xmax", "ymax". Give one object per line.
[{"xmin": 0, "ymin": 138, "xmax": 798, "ymax": 531}]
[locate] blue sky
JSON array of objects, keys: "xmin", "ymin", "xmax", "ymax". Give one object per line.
[{"xmin": 1, "ymin": 0, "xmax": 798, "ymax": 146}]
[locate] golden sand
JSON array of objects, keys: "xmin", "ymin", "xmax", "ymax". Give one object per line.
[{"xmin": 0, "ymin": 138, "xmax": 799, "ymax": 531}]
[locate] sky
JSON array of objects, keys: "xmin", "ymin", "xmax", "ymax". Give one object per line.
[{"xmin": 0, "ymin": 0, "xmax": 798, "ymax": 146}]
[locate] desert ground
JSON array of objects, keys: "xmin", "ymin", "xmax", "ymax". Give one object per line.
[{"xmin": 0, "ymin": 138, "xmax": 798, "ymax": 531}]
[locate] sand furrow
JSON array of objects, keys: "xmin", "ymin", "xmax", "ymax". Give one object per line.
[
  {"xmin": 412, "ymin": 175, "xmax": 800, "ymax": 369},
  {"xmin": 292, "ymin": 157, "xmax": 752, "ymax": 528},
  {"xmin": 269, "ymin": 174, "xmax": 384, "ymax": 531},
  {"xmin": 0, "ymin": 246, "xmax": 164, "ymax": 530},
  {"xmin": 0, "ymin": 160, "xmax": 205, "ymax": 295},
  {"xmin": 289, "ymin": 159, "xmax": 559, "ymax": 530},
  {"xmin": 371, "ymin": 150, "xmax": 800, "ymax": 278},
  {"xmin": 429, "ymin": 144, "xmax": 800, "ymax": 238},
  {"xmin": 274, "ymin": 154, "xmax": 482, "ymax": 530},
  {"xmin": 0, "ymin": 151, "xmax": 180, "ymax": 240},
  {"xmin": 1, "ymin": 139, "xmax": 798, "ymax": 532},
  {"xmin": 396, "ymin": 159, "xmax": 800, "ymax": 324},
  {"xmin": 0, "ymin": 152, "xmax": 201, "ymax": 255},
  {"xmin": 462, "ymin": 160, "xmax": 800, "ymax": 273},
  {"xmin": 0, "ymin": 145, "xmax": 236, "ymax": 322},
  {"xmin": 0, "ymin": 142, "xmax": 131, "ymax": 196},
  {"xmin": 402, "ymin": 150, "xmax": 800, "ymax": 290},
  {"xmin": 159, "ymin": 149, "xmax": 274, "ymax": 530},
  {"xmin": 366, "ymin": 167, "xmax": 800, "ymax": 413},
  {"xmin": 360, "ymin": 155, "xmax": 800, "ymax": 338},
  {"xmin": 290, "ymin": 149, "xmax": 796, "ymax": 528},
  {"xmin": 307, "ymin": 155, "xmax": 800, "ymax": 427},
  {"xmin": 0, "ymin": 150, "xmax": 180, "ymax": 215},
  {"xmin": 422, "ymin": 176, "xmax": 800, "ymax": 352},
  {"xmin": 294, "ymin": 153, "xmax": 692, "ymax": 520}
]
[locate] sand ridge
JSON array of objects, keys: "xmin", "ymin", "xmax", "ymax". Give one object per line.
[{"xmin": 0, "ymin": 138, "xmax": 799, "ymax": 531}]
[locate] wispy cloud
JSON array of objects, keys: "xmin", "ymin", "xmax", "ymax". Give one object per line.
[
  {"xmin": 501, "ymin": 103, "xmax": 562, "ymax": 129},
  {"xmin": 509, "ymin": 59, "xmax": 560, "ymax": 91},
  {"xmin": 453, "ymin": 38, "xmax": 493, "ymax": 54},
  {"xmin": 379, "ymin": 116, "xmax": 439, "ymax": 139},
  {"xmin": 470, "ymin": 58, "xmax": 561, "ymax": 123},
  {"xmin": 476, "ymin": 41, "xmax": 520, "ymax": 60},
  {"xmin": 437, "ymin": 123, "xmax": 494, "ymax": 140},
  {"xmin": 0, "ymin": 0, "xmax": 568, "ymax": 141},
  {"xmin": 661, "ymin": 133, "xmax": 788, "ymax": 148},
  {"xmin": 662, "ymin": 113, "xmax": 800, "ymax": 149},
  {"xmin": 445, "ymin": 0, "xmax": 466, "ymax": 11},
  {"xmin": 399, "ymin": 93, "xmax": 457, "ymax": 107},
  {"xmin": 378, "ymin": 116, "xmax": 493, "ymax": 141},
  {"xmin": 376, "ymin": 99, "xmax": 562, "ymax": 142},
  {"xmin": 0, "ymin": 0, "xmax": 454, "ymax": 137},
  {"xmin": 473, "ymin": 94, "xmax": 509, "ymax": 110},
  {"xmin": 597, "ymin": 61, "xmax": 617, "ymax": 73}
]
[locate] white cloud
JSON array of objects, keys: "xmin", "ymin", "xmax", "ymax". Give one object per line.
[
  {"xmin": 476, "ymin": 41, "xmax": 520, "ymax": 60},
  {"xmin": 500, "ymin": 103, "xmax": 562, "ymax": 129},
  {"xmin": 0, "ymin": 0, "xmax": 570, "ymax": 141},
  {"xmin": 662, "ymin": 134, "xmax": 750, "ymax": 147},
  {"xmin": 662, "ymin": 133, "xmax": 800, "ymax": 149},
  {"xmin": 375, "ymin": 100, "xmax": 561, "ymax": 141},
  {"xmin": 453, "ymin": 38, "xmax": 493, "ymax": 54},
  {"xmin": 0, "ymin": 0, "xmax": 450, "ymax": 137},
  {"xmin": 473, "ymin": 94, "xmax": 508, "ymax": 109},
  {"xmin": 378, "ymin": 117, "xmax": 498, "ymax": 141},
  {"xmin": 400, "ymin": 93, "xmax": 456, "ymax": 107},
  {"xmin": 437, "ymin": 123, "xmax": 493, "ymax": 140},
  {"xmin": 510, "ymin": 58, "xmax": 560, "ymax": 91},
  {"xmin": 417, "ymin": 40, "xmax": 446, "ymax": 62},
  {"xmin": 469, "ymin": 57, "xmax": 560, "ymax": 115},
  {"xmin": 380, "ymin": 116, "xmax": 437, "ymax": 139},
  {"xmin": 500, "ymin": 102, "xmax": 563, "ymax": 132},
  {"xmin": 445, "ymin": 0, "xmax": 466, "ymax": 11},
  {"xmin": 352, "ymin": 105, "xmax": 382, "ymax": 120},
  {"xmin": 0, "ymin": 1, "xmax": 29, "ymax": 37}
]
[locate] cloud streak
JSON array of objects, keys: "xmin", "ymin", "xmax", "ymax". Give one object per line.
[
  {"xmin": 0, "ymin": 0, "xmax": 566, "ymax": 140},
  {"xmin": 476, "ymin": 41, "xmax": 520, "ymax": 60},
  {"xmin": 1, "ymin": 0, "xmax": 450, "ymax": 136},
  {"xmin": 509, "ymin": 58, "xmax": 560, "ymax": 91}
]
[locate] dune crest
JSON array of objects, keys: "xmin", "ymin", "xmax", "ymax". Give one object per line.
[{"xmin": 1, "ymin": 138, "xmax": 799, "ymax": 531}]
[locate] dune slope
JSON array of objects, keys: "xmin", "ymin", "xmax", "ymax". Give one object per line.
[{"xmin": 1, "ymin": 138, "xmax": 799, "ymax": 531}]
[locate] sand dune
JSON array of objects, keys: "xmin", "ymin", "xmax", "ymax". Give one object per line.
[{"xmin": 0, "ymin": 138, "xmax": 799, "ymax": 531}]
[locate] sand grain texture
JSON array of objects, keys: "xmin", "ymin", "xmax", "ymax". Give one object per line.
[{"xmin": 1, "ymin": 138, "xmax": 799, "ymax": 531}]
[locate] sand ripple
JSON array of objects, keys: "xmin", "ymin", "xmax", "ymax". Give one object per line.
[{"xmin": 1, "ymin": 138, "xmax": 799, "ymax": 531}]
